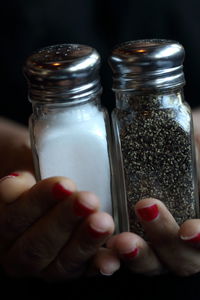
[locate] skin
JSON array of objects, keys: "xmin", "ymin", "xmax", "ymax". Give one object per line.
[
  {"xmin": 0, "ymin": 118, "xmax": 118, "ymax": 280},
  {"xmin": 1, "ymin": 109, "xmax": 200, "ymax": 280},
  {"xmin": 107, "ymin": 108, "xmax": 200, "ymax": 277}
]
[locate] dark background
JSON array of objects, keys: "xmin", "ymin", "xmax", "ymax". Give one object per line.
[
  {"xmin": 1, "ymin": 0, "xmax": 200, "ymax": 124},
  {"xmin": 1, "ymin": 1, "xmax": 200, "ymax": 299}
]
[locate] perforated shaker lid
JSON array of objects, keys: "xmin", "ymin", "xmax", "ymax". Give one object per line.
[
  {"xmin": 109, "ymin": 39, "xmax": 185, "ymax": 92},
  {"xmin": 24, "ymin": 44, "xmax": 101, "ymax": 102}
]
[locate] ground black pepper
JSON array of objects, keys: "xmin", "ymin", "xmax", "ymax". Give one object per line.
[
  {"xmin": 117, "ymin": 94, "xmax": 197, "ymax": 235},
  {"xmin": 109, "ymin": 40, "xmax": 199, "ymax": 237}
]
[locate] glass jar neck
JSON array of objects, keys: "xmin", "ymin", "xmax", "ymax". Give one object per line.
[
  {"xmin": 31, "ymin": 94, "xmax": 101, "ymax": 117},
  {"xmin": 115, "ymin": 89, "xmax": 184, "ymax": 111}
]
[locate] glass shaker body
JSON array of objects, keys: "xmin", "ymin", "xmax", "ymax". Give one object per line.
[
  {"xmin": 109, "ymin": 40, "xmax": 199, "ymax": 235},
  {"xmin": 25, "ymin": 44, "xmax": 114, "ymax": 215},
  {"xmin": 112, "ymin": 90, "xmax": 199, "ymax": 234}
]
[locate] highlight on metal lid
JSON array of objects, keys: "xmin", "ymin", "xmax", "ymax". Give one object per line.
[
  {"xmin": 24, "ymin": 44, "xmax": 101, "ymax": 102},
  {"xmin": 109, "ymin": 39, "xmax": 185, "ymax": 92}
]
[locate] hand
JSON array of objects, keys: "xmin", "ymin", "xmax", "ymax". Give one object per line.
[
  {"xmin": 107, "ymin": 197, "xmax": 200, "ymax": 276},
  {"xmin": 106, "ymin": 109, "xmax": 200, "ymax": 277},
  {"xmin": 0, "ymin": 118, "xmax": 119, "ymax": 280},
  {"xmin": 0, "ymin": 118, "xmax": 34, "ymax": 177},
  {"xmin": 0, "ymin": 174, "xmax": 116, "ymax": 281}
]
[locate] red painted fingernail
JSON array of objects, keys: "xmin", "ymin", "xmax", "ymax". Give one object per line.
[
  {"xmin": 181, "ymin": 233, "xmax": 200, "ymax": 244},
  {"xmin": 137, "ymin": 204, "xmax": 159, "ymax": 222},
  {"xmin": 52, "ymin": 183, "xmax": 73, "ymax": 200},
  {"xmin": 9, "ymin": 173, "xmax": 19, "ymax": 177},
  {"xmin": 87, "ymin": 225, "xmax": 108, "ymax": 239},
  {"xmin": 73, "ymin": 200, "xmax": 94, "ymax": 217},
  {"xmin": 0, "ymin": 173, "xmax": 19, "ymax": 183},
  {"xmin": 122, "ymin": 248, "xmax": 139, "ymax": 260}
]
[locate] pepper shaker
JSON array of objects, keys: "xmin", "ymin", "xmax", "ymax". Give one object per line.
[
  {"xmin": 109, "ymin": 39, "xmax": 199, "ymax": 235},
  {"xmin": 24, "ymin": 44, "xmax": 113, "ymax": 215}
]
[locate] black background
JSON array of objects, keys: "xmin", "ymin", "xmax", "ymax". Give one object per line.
[
  {"xmin": 1, "ymin": 0, "xmax": 200, "ymax": 124},
  {"xmin": 1, "ymin": 1, "xmax": 200, "ymax": 299}
]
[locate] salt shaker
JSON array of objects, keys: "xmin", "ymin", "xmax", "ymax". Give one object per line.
[
  {"xmin": 109, "ymin": 39, "xmax": 199, "ymax": 234},
  {"xmin": 24, "ymin": 44, "xmax": 113, "ymax": 215}
]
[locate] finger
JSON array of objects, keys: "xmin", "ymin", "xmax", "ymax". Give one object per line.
[
  {"xmin": 2, "ymin": 191, "xmax": 100, "ymax": 277},
  {"xmin": 0, "ymin": 171, "xmax": 36, "ymax": 205},
  {"xmin": 135, "ymin": 198, "xmax": 200, "ymax": 276},
  {"xmin": 88, "ymin": 248, "xmax": 120, "ymax": 277},
  {"xmin": 135, "ymin": 198, "xmax": 179, "ymax": 245},
  {"xmin": 107, "ymin": 232, "xmax": 163, "ymax": 276},
  {"xmin": 0, "ymin": 177, "xmax": 76, "ymax": 256},
  {"xmin": 179, "ymin": 219, "xmax": 200, "ymax": 247},
  {"xmin": 178, "ymin": 219, "xmax": 200, "ymax": 275},
  {"xmin": 42, "ymin": 212, "xmax": 115, "ymax": 281}
]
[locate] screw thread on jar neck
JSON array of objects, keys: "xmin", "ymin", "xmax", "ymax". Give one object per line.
[{"xmin": 109, "ymin": 39, "xmax": 185, "ymax": 93}]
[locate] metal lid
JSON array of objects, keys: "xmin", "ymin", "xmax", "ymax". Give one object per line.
[
  {"xmin": 24, "ymin": 44, "xmax": 101, "ymax": 102},
  {"xmin": 109, "ymin": 39, "xmax": 185, "ymax": 92}
]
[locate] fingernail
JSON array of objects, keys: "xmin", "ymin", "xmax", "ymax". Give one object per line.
[
  {"xmin": 0, "ymin": 173, "xmax": 19, "ymax": 183},
  {"xmin": 9, "ymin": 173, "xmax": 19, "ymax": 177},
  {"xmin": 180, "ymin": 233, "xmax": 200, "ymax": 244},
  {"xmin": 73, "ymin": 200, "xmax": 94, "ymax": 217},
  {"xmin": 87, "ymin": 224, "xmax": 108, "ymax": 239},
  {"xmin": 99, "ymin": 270, "xmax": 113, "ymax": 276},
  {"xmin": 137, "ymin": 204, "xmax": 159, "ymax": 222},
  {"xmin": 52, "ymin": 183, "xmax": 73, "ymax": 200},
  {"xmin": 122, "ymin": 248, "xmax": 139, "ymax": 260}
]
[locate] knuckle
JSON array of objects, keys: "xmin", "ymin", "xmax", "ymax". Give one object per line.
[
  {"xmin": 0, "ymin": 206, "xmax": 31, "ymax": 238},
  {"xmin": 50, "ymin": 257, "xmax": 85, "ymax": 280},
  {"xmin": 64, "ymin": 260, "xmax": 85, "ymax": 277},
  {"xmin": 4, "ymin": 237, "xmax": 51, "ymax": 276},
  {"xmin": 22, "ymin": 235, "xmax": 54, "ymax": 267},
  {"xmin": 23, "ymin": 240, "xmax": 46, "ymax": 264},
  {"xmin": 80, "ymin": 238, "xmax": 92, "ymax": 251},
  {"xmin": 48, "ymin": 244, "xmax": 91, "ymax": 280},
  {"xmin": 78, "ymin": 241, "xmax": 98, "ymax": 258}
]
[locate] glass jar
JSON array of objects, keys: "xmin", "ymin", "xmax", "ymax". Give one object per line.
[
  {"xmin": 109, "ymin": 39, "xmax": 199, "ymax": 235},
  {"xmin": 24, "ymin": 44, "xmax": 113, "ymax": 215}
]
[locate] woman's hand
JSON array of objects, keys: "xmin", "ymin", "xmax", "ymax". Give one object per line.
[
  {"xmin": 0, "ymin": 174, "xmax": 116, "ymax": 281},
  {"xmin": 107, "ymin": 197, "xmax": 200, "ymax": 276},
  {"xmin": 0, "ymin": 118, "xmax": 119, "ymax": 280},
  {"xmin": 0, "ymin": 118, "xmax": 34, "ymax": 177},
  {"xmin": 107, "ymin": 109, "xmax": 200, "ymax": 277}
]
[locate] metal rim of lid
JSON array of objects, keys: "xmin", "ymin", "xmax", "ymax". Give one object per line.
[
  {"xmin": 109, "ymin": 39, "xmax": 185, "ymax": 92},
  {"xmin": 24, "ymin": 43, "xmax": 102, "ymax": 102}
]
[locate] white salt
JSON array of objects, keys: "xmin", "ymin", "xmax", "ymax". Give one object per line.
[{"xmin": 34, "ymin": 103, "xmax": 112, "ymax": 215}]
